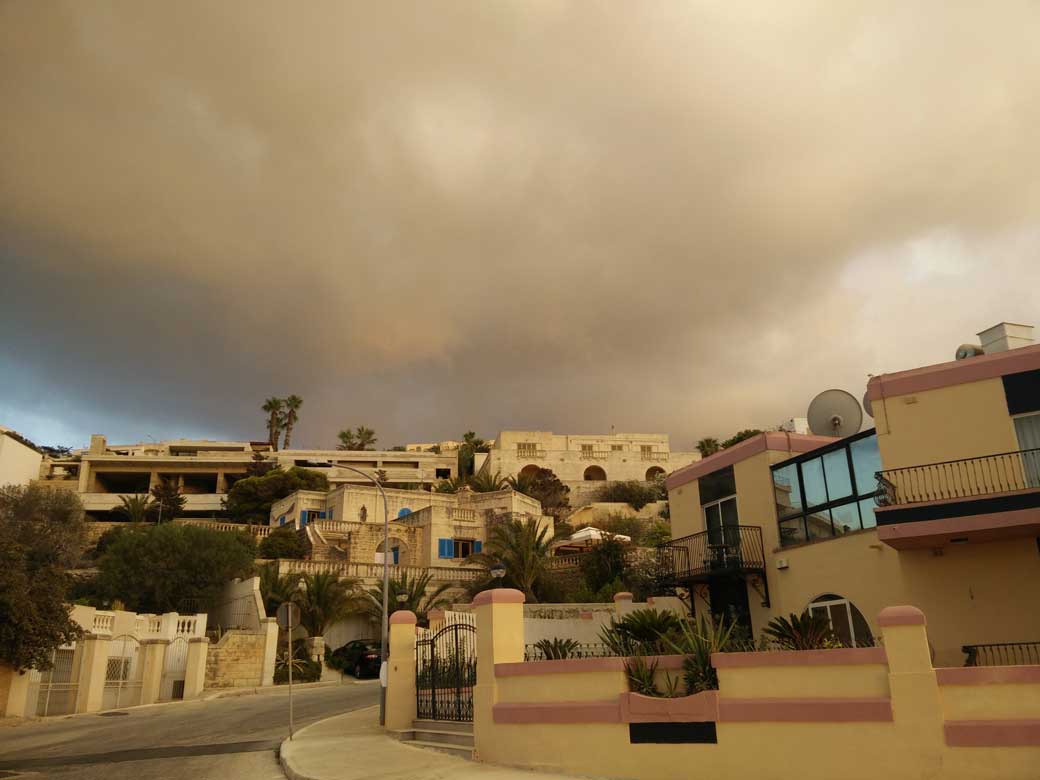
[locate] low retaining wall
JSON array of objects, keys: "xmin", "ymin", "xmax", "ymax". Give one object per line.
[{"xmin": 205, "ymin": 630, "xmax": 267, "ymax": 688}]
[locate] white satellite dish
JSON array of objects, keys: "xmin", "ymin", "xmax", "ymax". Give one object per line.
[
  {"xmin": 807, "ymin": 389, "xmax": 863, "ymax": 438},
  {"xmin": 862, "ymin": 390, "xmax": 874, "ymax": 419}
]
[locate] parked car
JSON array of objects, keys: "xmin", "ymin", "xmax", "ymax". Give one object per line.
[{"xmin": 331, "ymin": 640, "xmax": 382, "ymax": 678}]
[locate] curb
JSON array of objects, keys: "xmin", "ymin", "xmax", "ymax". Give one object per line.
[
  {"xmin": 278, "ymin": 705, "xmax": 380, "ymax": 780},
  {"xmin": 203, "ymin": 679, "xmax": 363, "ymax": 701}
]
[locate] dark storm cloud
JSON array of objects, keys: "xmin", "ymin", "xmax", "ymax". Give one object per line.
[{"xmin": 1, "ymin": 1, "xmax": 1039, "ymax": 449}]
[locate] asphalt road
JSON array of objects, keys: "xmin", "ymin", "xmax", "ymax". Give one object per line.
[{"xmin": 0, "ymin": 681, "xmax": 380, "ymax": 780}]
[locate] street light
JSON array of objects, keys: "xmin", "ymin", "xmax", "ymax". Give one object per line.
[
  {"xmin": 490, "ymin": 562, "xmax": 506, "ymax": 586},
  {"xmin": 322, "ymin": 462, "xmax": 391, "ymax": 725},
  {"xmin": 396, "ymin": 592, "xmax": 409, "ymax": 606}
]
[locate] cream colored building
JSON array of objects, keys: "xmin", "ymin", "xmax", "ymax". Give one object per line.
[
  {"xmin": 36, "ymin": 435, "xmax": 457, "ymax": 519},
  {"xmin": 0, "ymin": 426, "xmax": 43, "ymax": 488},
  {"xmin": 483, "ymin": 430, "xmax": 699, "ymax": 486},
  {"xmin": 664, "ymin": 322, "xmax": 1040, "ymax": 667}
]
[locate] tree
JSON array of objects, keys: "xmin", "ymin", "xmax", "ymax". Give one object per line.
[
  {"xmin": 258, "ymin": 525, "xmax": 307, "ymax": 559},
  {"xmin": 597, "ymin": 481, "xmax": 659, "ymax": 510},
  {"xmin": 507, "ymin": 468, "xmax": 570, "ymax": 519},
  {"xmin": 470, "ymin": 515, "xmax": 557, "ymax": 603},
  {"xmin": 435, "ymin": 476, "xmax": 467, "ymax": 494},
  {"xmin": 224, "ymin": 467, "xmax": 330, "ymax": 525},
  {"xmin": 468, "ymin": 469, "xmax": 508, "ymax": 493},
  {"xmin": 294, "ymin": 572, "xmax": 362, "ymax": 636},
  {"xmin": 336, "ymin": 426, "xmax": 377, "ymax": 451},
  {"xmin": 281, "ymin": 395, "xmax": 303, "ymax": 449},
  {"xmin": 0, "ymin": 485, "xmax": 86, "ymax": 671},
  {"xmin": 695, "ymin": 438, "xmax": 721, "ymax": 457},
  {"xmin": 262, "ymin": 397, "xmax": 285, "ymax": 451},
  {"xmin": 458, "ymin": 431, "xmax": 490, "ymax": 477},
  {"xmin": 150, "ymin": 477, "xmax": 186, "ymax": 521},
  {"xmin": 91, "ymin": 524, "xmax": 256, "ymax": 613},
  {"xmin": 721, "ymin": 429, "xmax": 762, "ymax": 450},
  {"xmin": 258, "ymin": 562, "xmax": 299, "ymax": 617},
  {"xmin": 116, "ymin": 494, "xmax": 154, "ymax": 523},
  {"xmin": 580, "ymin": 536, "xmax": 629, "ymax": 593},
  {"xmin": 364, "ymin": 570, "xmax": 452, "ymax": 627},
  {"xmin": 246, "ymin": 450, "xmax": 274, "ymax": 477}
]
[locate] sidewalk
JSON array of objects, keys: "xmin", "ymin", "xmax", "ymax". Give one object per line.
[{"xmin": 280, "ymin": 706, "xmax": 589, "ymax": 780}]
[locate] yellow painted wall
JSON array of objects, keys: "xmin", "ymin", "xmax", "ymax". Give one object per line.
[
  {"xmin": 873, "ymin": 377, "xmax": 1020, "ymax": 470},
  {"xmin": 666, "ymin": 479, "xmax": 700, "ymax": 539},
  {"xmin": 942, "ymin": 682, "xmax": 1040, "ymax": 720}
]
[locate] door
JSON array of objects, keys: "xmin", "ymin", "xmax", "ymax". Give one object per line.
[
  {"xmin": 707, "ymin": 576, "xmax": 752, "ymax": 637},
  {"xmin": 1014, "ymin": 413, "xmax": 1040, "ymax": 488}
]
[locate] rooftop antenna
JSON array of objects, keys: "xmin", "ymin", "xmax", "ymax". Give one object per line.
[{"xmin": 807, "ymin": 389, "xmax": 863, "ymax": 438}]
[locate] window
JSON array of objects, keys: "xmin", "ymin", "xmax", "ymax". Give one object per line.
[
  {"xmin": 771, "ymin": 430, "xmax": 880, "ymax": 547},
  {"xmin": 808, "ymin": 594, "xmax": 873, "ymax": 647},
  {"xmin": 581, "ymin": 444, "xmax": 594, "ymax": 456},
  {"xmin": 517, "ymin": 442, "xmax": 538, "ymax": 456},
  {"xmin": 611, "ymin": 444, "xmax": 624, "ymax": 452},
  {"xmin": 453, "ymin": 539, "xmax": 473, "ymax": 558},
  {"xmin": 641, "ymin": 445, "xmax": 653, "ymax": 459},
  {"xmin": 703, "ymin": 495, "xmax": 739, "ymax": 547}
]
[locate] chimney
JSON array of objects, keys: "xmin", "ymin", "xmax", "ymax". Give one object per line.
[
  {"xmin": 977, "ymin": 323, "xmax": 1034, "ymax": 354},
  {"xmin": 88, "ymin": 434, "xmax": 107, "ymax": 454}
]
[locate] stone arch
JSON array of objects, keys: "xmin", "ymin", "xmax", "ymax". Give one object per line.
[
  {"xmin": 645, "ymin": 466, "xmax": 665, "ymax": 481},
  {"xmin": 519, "ymin": 464, "xmax": 541, "ymax": 480},
  {"xmin": 583, "ymin": 465, "xmax": 607, "ymax": 481},
  {"xmin": 377, "ymin": 537, "xmax": 411, "ymax": 566}
]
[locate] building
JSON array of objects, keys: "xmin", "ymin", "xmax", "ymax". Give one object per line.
[
  {"xmin": 0, "ymin": 426, "xmax": 43, "ymax": 488},
  {"xmin": 662, "ymin": 322, "xmax": 1040, "ymax": 667},
  {"xmin": 482, "ymin": 430, "xmax": 698, "ymax": 504},
  {"xmin": 36, "ymin": 435, "xmax": 457, "ymax": 520},
  {"xmin": 270, "ymin": 484, "xmax": 552, "ymax": 572}
]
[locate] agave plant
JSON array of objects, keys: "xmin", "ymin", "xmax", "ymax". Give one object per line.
[
  {"xmin": 761, "ymin": 611, "xmax": 839, "ymax": 650},
  {"xmin": 534, "ymin": 637, "xmax": 580, "ymax": 660},
  {"xmin": 664, "ymin": 613, "xmax": 743, "ymax": 693},
  {"xmin": 599, "ymin": 608, "xmax": 683, "ymax": 656},
  {"xmin": 434, "ymin": 476, "xmax": 468, "ymax": 494},
  {"xmin": 624, "ymin": 654, "xmax": 660, "ymax": 697}
]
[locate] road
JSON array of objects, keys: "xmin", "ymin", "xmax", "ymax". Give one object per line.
[{"xmin": 0, "ymin": 681, "xmax": 380, "ymax": 779}]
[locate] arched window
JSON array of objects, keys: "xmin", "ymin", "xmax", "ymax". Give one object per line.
[
  {"xmin": 808, "ymin": 594, "xmax": 873, "ymax": 647},
  {"xmin": 583, "ymin": 465, "xmax": 607, "ymax": 481},
  {"xmin": 645, "ymin": 466, "xmax": 665, "ymax": 481},
  {"xmin": 397, "ymin": 507, "xmax": 412, "ymax": 518}
]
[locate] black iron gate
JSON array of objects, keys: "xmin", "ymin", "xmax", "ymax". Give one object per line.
[{"xmin": 416, "ymin": 622, "xmax": 477, "ymax": 722}]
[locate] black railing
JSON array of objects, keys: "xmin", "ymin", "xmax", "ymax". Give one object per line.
[
  {"xmin": 876, "ymin": 448, "xmax": 1040, "ymax": 507},
  {"xmin": 656, "ymin": 525, "xmax": 766, "ymax": 582},
  {"xmin": 962, "ymin": 642, "xmax": 1040, "ymax": 667},
  {"xmin": 523, "ymin": 642, "xmax": 616, "ymax": 661}
]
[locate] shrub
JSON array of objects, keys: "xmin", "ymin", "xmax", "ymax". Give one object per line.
[
  {"xmin": 258, "ymin": 525, "xmax": 307, "ymax": 559},
  {"xmin": 579, "ymin": 536, "xmax": 628, "ymax": 593},
  {"xmin": 761, "ymin": 611, "xmax": 839, "ymax": 650},
  {"xmin": 534, "ymin": 637, "xmax": 580, "ymax": 660},
  {"xmin": 597, "ymin": 481, "xmax": 659, "ymax": 510},
  {"xmin": 599, "ymin": 608, "xmax": 682, "ymax": 656},
  {"xmin": 665, "ymin": 614, "xmax": 744, "ymax": 693},
  {"xmin": 274, "ymin": 653, "xmax": 321, "ymax": 684}
]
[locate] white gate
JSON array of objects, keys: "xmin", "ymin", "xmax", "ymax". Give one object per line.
[
  {"xmin": 160, "ymin": 636, "xmax": 190, "ymax": 700},
  {"xmin": 102, "ymin": 635, "xmax": 143, "ymax": 710},
  {"xmin": 27, "ymin": 646, "xmax": 79, "ymax": 717}
]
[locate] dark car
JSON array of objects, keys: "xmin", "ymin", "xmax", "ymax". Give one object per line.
[{"xmin": 333, "ymin": 640, "xmax": 381, "ymax": 678}]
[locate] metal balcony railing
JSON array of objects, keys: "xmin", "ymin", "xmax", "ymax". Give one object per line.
[
  {"xmin": 656, "ymin": 526, "xmax": 766, "ymax": 582},
  {"xmin": 876, "ymin": 448, "xmax": 1040, "ymax": 506},
  {"xmin": 962, "ymin": 641, "xmax": 1040, "ymax": 667}
]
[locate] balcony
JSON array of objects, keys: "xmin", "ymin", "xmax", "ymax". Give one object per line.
[
  {"xmin": 875, "ymin": 448, "xmax": 1040, "ymax": 549},
  {"xmin": 579, "ymin": 450, "xmax": 610, "ymax": 460},
  {"xmin": 962, "ymin": 641, "xmax": 1040, "ymax": 667},
  {"xmin": 516, "ymin": 449, "xmax": 546, "ymax": 459},
  {"xmin": 640, "ymin": 451, "xmax": 669, "ymax": 461},
  {"xmin": 655, "ymin": 525, "xmax": 766, "ymax": 584}
]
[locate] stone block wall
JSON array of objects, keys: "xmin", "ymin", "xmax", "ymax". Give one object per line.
[{"xmin": 204, "ymin": 630, "xmax": 266, "ymax": 688}]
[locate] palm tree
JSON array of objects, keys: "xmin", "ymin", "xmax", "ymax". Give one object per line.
[
  {"xmin": 262, "ymin": 397, "xmax": 285, "ymax": 451},
  {"xmin": 505, "ymin": 473, "xmax": 535, "ymax": 495},
  {"xmin": 281, "ymin": 395, "xmax": 303, "ymax": 449},
  {"xmin": 468, "ymin": 469, "xmax": 508, "ymax": 493},
  {"xmin": 336, "ymin": 429, "xmax": 357, "ymax": 450},
  {"xmin": 355, "ymin": 426, "xmax": 377, "ymax": 451},
  {"xmin": 364, "ymin": 571, "xmax": 452, "ymax": 626},
  {"xmin": 696, "ymin": 437, "xmax": 721, "ymax": 457},
  {"xmin": 258, "ymin": 562, "xmax": 300, "ymax": 617},
  {"xmin": 469, "ymin": 515, "xmax": 556, "ymax": 603},
  {"xmin": 434, "ymin": 475, "xmax": 467, "ymax": 494},
  {"xmin": 116, "ymin": 494, "xmax": 154, "ymax": 523},
  {"xmin": 293, "ymin": 571, "xmax": 363, "ymax": 637}
]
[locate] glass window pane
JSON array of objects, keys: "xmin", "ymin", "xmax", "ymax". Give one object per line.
[
  {"xmin": 720, "ymin": 496, "xmax": 739, "ymax": 527},
  {"xmin": 801, "ymin": 458, "xmax": 828, "ymax": 508},
  {"xmin": 823, "ymin": 450, "xmax": 853, "ymax": 501},
  {"xmin": 858, "ymin": 498, "xmax": 878, "ymax": 529},
  {"xmin": 778, "ymin": 516, "xmax": 807, "ymax": 547},
  {"xmin": 773, "ymin": 464, "xmax": 803, "ymax": 518},
  {"xmin": 850, "ymin": 435, "xmax": 881, "ymax": 498},
  {"xmin": 700, "ymin": 466, "xmax": 736, "ymax": 504},
  {"xmin": 828, "ymin": 604, "xmax": 853, "ymax": 646},
  {"xmin": 704, "ymin": 503, "xmax": 721, "ymax": 530},
  {"xmin": 831, "ymin": 503, "xmax": 860, "ymax": 535},
  {"xmin": 805, "ymin": 508, "xmax": 833, "ymax": 540}
]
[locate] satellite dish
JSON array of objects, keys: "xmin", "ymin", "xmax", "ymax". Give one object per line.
[
  {"xmin": 862, "ymin": 390, "xmax": 874, "ymax": 419},
  {"xmin": 807, "ymin": 389, "xmax": 863, "ymax": 438}
]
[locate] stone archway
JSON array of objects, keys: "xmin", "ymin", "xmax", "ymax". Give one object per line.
[
  {"xmin": 377, "ymin": 537, "xmax": 411, "ymax": 566},
  {"xmin": 519, "ymin": 464, "xmax": 541, "ymax": 480},
  {"xmin": 583, "ymin": 465, "xmax": 607, "ymax": 481},
  {"xmin": 645, "ymin": 466, "xmax": 665, "ymax": 481}
]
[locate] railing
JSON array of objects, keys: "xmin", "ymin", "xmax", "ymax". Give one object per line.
[
  {"xmin": 312, "ymin": 519, "xmax": 354, "ymax": 534},
  {"xmin": 656, "ymin": 526, "xmax": 766, "ymax": 581},
  {"xmin": 174, "ymin": 519, "xmax": 272, "ymax": 537},
  {"xmin": 449, "ymin": 508, "xmax": 478, "ymax": 523},
  {"xmin": 962, "ymin": 642, "xmax": 1040, "ymax": 667},
  {"xmin": 175, "ymin": 617, "xmax": 199, "ymax": 636},
  {"xmin": 876, "ymin": 448, "xmax": 1040, "ymax": 506},
  {"xmin": 524, "ymin": 642, "xmax": 616, "ymax": 661},
  {"xmin": 276, "ymin": 558, "xmax": 485, "ymax": 583},
  {"xmin": 640, "ymin": 452, "xmax": 669, "ymax": 461},
  {"xmin": 546, "ymin": 547, "xmax": 662, "ymax": 572},
  {"xmin": 579, "ymin": 450, "xmax": 610, "ymax": 460},
  {"xmin": 93, "ymin": 613, "xmax": 115, "ymax": 635},
  {"xmin": 516, "ymin": 449, "xmax": 546, "ymax": 459}
]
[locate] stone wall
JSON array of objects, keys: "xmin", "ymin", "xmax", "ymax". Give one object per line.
[{"xmin": 204, "ymin": 630, "xmax": 266, "ymax": 688}]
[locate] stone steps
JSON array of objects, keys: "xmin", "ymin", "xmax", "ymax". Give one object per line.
[{"xmin": 392, "ymin": 720, "xmax": 474, "ymax": 759}]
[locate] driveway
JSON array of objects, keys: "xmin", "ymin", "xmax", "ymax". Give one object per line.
[{"xmin": 0, "ymin": 682, "xmax": 380, "ymax": 779}]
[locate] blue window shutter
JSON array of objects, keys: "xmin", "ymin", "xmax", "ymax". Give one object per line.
[
  {"xmin": 328, "ymin": 508, "xmax": 334, "ymax": 520},
  {"xmin": 300, "ymin": 511, "xmax": 308, "ymax": 528},
  {"xmin": 318, "ymin": 511, "xmax": 326, "ymax": 519},
  {"xmin": 473, "ymin": 541, "xmax": 483, "ymax": 554},
  {"xmin": 279, "ymin": 516, "xmax": 285, "ymax": 526},
  {"xmin": 438, "ymin": 538, "xmax": 452, "ymax": 558}
]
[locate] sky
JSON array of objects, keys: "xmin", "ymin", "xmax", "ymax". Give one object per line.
[{"xmin": 1, "ymin": 1, "xmax": 1038, "ymax": 452}]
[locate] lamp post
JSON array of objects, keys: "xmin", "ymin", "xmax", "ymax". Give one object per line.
[
  {"xmin": 490, "ymin": 562, "xmax": 506, "ymax": 587},
  {"xmin": 322, "ymin": 462, "xmax": 391, "ymax": 725}
]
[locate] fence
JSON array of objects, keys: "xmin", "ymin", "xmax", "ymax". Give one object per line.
[
  {"xmin": 277, "ymin": 558, "xmax": 485, "ymax": 583},
  {"xmin": 524, "ymin": 642, "xmax": 615, "ymax": 661},
  {"xmin": 962, "ymin": 641, "xmax": 1040, "ymax": 667},
  {"xmin": 876, "ymin": 448, "xmax": 1040, "ymax": 506}
]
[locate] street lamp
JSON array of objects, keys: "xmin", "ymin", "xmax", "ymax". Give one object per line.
[
  {"xmin": 490, "ymin": 562, "xmax": 506, "ymax": 586},
  {"xmin": 396, "ymin": 592, "xmax": 409, "ymax": 606},
  {"xmin": 322, "ymin": 462, "xmax": 391, "ymax": 725}
]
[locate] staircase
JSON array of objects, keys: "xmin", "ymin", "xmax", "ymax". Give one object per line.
[
  {"xmin": 302, "ymin": 524, "xmax": 350, "ymax": 562},
  {"xmin": 393, "ymin": 720, "xmax": 474, "ymax": 759}
]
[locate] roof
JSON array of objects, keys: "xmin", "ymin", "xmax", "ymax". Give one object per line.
[
  {"xmin": 665, "ymin": 432, "xmax": 837, "ymax": 491},
  {"xmin": 865, "ymin": 343, "xmax": 1040, "ymax": 401}
]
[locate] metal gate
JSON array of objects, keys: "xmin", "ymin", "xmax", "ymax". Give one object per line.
[
  {"xmin": 27, "ymin": 646, "xmax": 79, "ymax": 717},
  {"xmin": 415, "ymin": 622, "xmax": 476, "ymax": 722},
  {"xmin": 103, "ymin": 635, "xmax": 143, "ymax": 710},
  {"xmin": 160, "ymin": 636, "xmax": 189, "ymax": 701}
]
